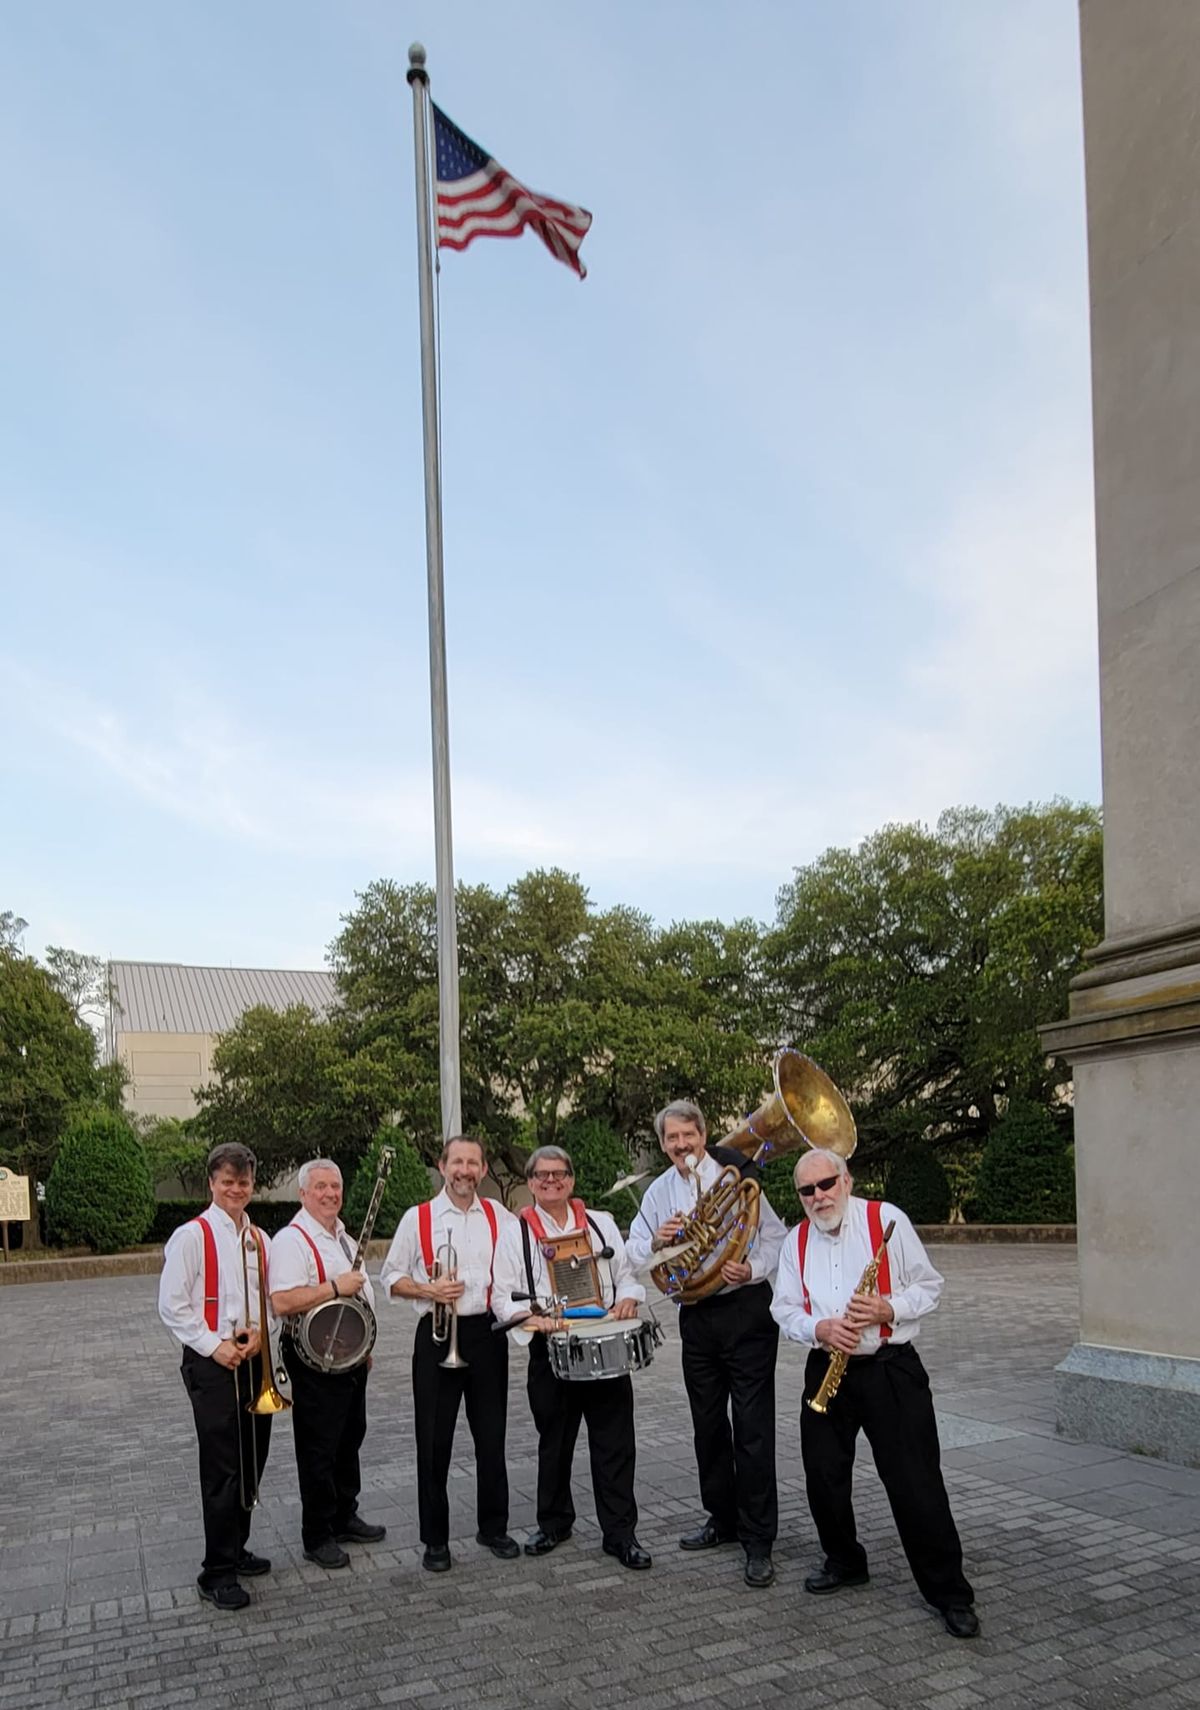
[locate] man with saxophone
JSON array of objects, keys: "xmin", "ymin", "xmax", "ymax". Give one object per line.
[
  {"xmin": 625, "ymin": 1101, "xmax": 786, "ymax": 1589},
  {"xmin": 491, "ymin": 1145, "xmax": 652, "ymax": 1570},
  {"xmin": 157, "ymin": 1142, "xmax": 275, "ymax": 1612},
  {"xmin": 771, "ymin": 1147, "xmax": 979, "ymax": 1639},
  {"xmin": 269, "ymin": 1158, "xmax": 387, "ymax": 1569},
  {"xmin": 380, "ymin": 1134, "xmax": 519, "ymax": 1572}
]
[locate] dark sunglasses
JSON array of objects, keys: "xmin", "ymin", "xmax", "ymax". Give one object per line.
[{"xmin": 798, "ymin": 1174, "xmax": 841, "ymax": 1198}]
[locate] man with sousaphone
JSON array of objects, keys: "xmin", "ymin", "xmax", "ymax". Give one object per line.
[
  {"xmin": 491, "ymin": 1144, "xmax": 654, "ymax": 1570},
  {"xmin": 268, "ymin": 1155, "xmax": 390, "ymax": 1569},
  {"xmin": 380, "ymin": 1134, "xmax": 519, "ymax": 1573},
  {"xmin": 158, "ymin": 1142, "xmax": 283, "ymax": 1611}
]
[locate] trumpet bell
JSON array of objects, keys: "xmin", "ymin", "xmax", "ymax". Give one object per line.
[{"xmin": 721, "ymin": 1049, "xmax": 857, "ymax": 1163}]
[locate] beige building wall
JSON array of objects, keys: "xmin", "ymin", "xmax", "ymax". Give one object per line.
[{"xmin": 117, "ymin": 1030, "xmax": 216, "ymax": 1120}]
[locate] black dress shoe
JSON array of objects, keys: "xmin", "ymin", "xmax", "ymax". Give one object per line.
[
  {"xmin": 804, "ymin": 1565, "xmax": 869, "ymax": 1595},
  {"xmin": 236, "ymin": 1550, "xmax": 271, "ymax": 1577},
  {"xmin": 336, "ymin": 1516, "xmax": 387, "ymax": 1544},
  {"xmin": 942, "ymin": 1606, "xmax": 980, "ymax": 1639},
  {"xmin": 303, "ymin": 1539, "xmax": 351, "ymax": 1569},
  {"xmin": 744, "ymin": 1552, "xmax": 775, "ymax": 1588},
  {"xmin": 197, "ymin": 1580, "xmax": 250, "ymax": 1611},
  {"xmin": 679, "ymin": 1519, "xmax": 737, "ymax": 1551},
  {"xmin": 603, "ymin": 1538, "xmax": 652, "ymax": 1571},
  {"xmin": 422, "ymin": 1546, "xmax": 452, "ymax": 1573},
  {"xmin": 476, "ymin": 1532, "xmax": 520, "ymax": 1560},
  {"xmin": 524, "ymin": 1529, "xmax": 571, "ymax": 1556}
]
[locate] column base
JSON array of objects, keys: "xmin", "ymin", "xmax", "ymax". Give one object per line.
[{"xmin": 1055, "ymin": 1343, "xmax": 1200, "ymax": 1468}]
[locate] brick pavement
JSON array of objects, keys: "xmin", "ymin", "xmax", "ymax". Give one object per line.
[{"xmin": 1, "ymin": 1246, "xmax": 1199, "ymax": 1709}]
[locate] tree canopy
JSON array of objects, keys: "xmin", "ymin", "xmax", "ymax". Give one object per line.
[{"xmin": 0, "ymin": 949, "xmax": 100, "ymax": 1181}]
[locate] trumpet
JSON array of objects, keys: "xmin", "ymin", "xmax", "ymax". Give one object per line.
[
  {"xmin": 234, "ymin": 1225, "xmax": 291, "ymax": 1510},
  {"xmin": 431, "ymin": 1237, "xmax": 468, "ymax": 1370}
]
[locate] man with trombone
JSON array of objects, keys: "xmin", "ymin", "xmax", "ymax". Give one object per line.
[
  {"xmin": 380, "ymin": 1134, "xmax": 518, "ymax": 1572},
  {"xmin": 158, "ymin": 1142, "xmax": 280, "ymax": 1611},
  {"xmin": 269, "ymin": 1157, "xmax": 388, "ymax": 1570}
]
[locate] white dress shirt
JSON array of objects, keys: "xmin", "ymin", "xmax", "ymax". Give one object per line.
[
  {"xmin": 379, "ymin": 1189, "xmax": 516, "ymax": 1317},
  {"xmin": 770, "ymin": 1197, "xmax": 944, "ymax": 1354},
  {"xmin": 624, "ymin": 1155, "xmax": 787, "ymax": 1293},
  {"xmin": 270, "ymin": 1207, "xmax": 376, "ymax": 1311},
  {"xmin": 158, "ymin": 1203, "xmax": 274, "ymax": 1359},
  {"xmin": 491, "ymin": 1204, "xmax": 645, "ymax": 1346}
]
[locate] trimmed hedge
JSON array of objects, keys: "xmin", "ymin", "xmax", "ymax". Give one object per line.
[
  {"xmin": 345, "ymin": 1128, "xmax": 432, "ymax": 1237},
  {"xmin": 149, "ymin": 1199, "xmax": 303, "ymax": 1243},
  {"xmin": 45, "ymin": 1109, "xmax": 155, "ymax": 1254},
  {"xmin": 972, "ymin": 1101, "xmax": 1076, "ymax": 1224},
  {"xmin": 885, "ymin": 1143, "xmax": 951, "ymax": 1224}
]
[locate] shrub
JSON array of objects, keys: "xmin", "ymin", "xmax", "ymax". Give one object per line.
[
  {"xmin": 555, "ymin": 1117, "xmax": 633, "ymax": 1210},
  {"xmin": 138, "ymin": 1116, "xmax": 210, "ymax": 1196},
  {"xmin": 345, "ymin": 1127, "xmax": 432, "ymax": 1239},
  {"xmin": 762, "ymin": 1152, "xmax": 803, "ymax": 1226},
  {"xmin": 972, "ymin": 1100, "xmax": 1076, "ymax": 1224},
  {"xmin": 885, "ymin": 1143, "xmax": 951, "ymax": 1224},
  {"xmin": 45, "ymin": 1109, "xmax": 156, "ymax": 1253},
  {"xmin": 148, "ymin": 1199, "xmax": 303, "ymax": 1243}
]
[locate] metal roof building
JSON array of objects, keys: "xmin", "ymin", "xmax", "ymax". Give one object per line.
[{"xmin": 109, "ymin": 961, "xmax": 339, "ymax": 1120}]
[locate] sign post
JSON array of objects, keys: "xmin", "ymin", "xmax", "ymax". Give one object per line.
[{"xmin": 0, "ymin": 1167, "xmax": 32, "ymax": 1261}]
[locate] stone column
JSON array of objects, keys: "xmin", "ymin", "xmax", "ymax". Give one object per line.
[{"xmin": 1040, "ymin": 0, "xmax": 1200, "ymax": 1466}]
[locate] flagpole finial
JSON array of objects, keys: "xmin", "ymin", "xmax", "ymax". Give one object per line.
[{"xmin": 407, "ymin": 42, "xmax": 428, "ymax": 85}]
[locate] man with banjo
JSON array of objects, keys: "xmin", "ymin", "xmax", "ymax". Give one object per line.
[
  {"xmin": 492, "ymin": 1145, "xmax": 653, "ymax": 1570},
  {"xmin": 269, "ymin": 1156, "xmax": 389, "ymax": 1568},
  {"xmin": 380, "ymin": 1134, "xmax": 519, "ymax": 1573}
]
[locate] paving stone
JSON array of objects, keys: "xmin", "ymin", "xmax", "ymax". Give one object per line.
[{"xmin": 1, "ymin": 1250, "xmax": 1199, "ymax": 1708}]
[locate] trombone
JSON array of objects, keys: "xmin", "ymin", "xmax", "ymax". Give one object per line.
[
  {"xmin": 234, "ymin": 1226, "xmax": 291, "ymax": 1511},
  {"xmin": 430, "ymin": 1237, "xmax": 468, "ymax": 1370}
]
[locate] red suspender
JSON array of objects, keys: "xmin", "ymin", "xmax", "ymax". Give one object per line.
[
  {"xmin": 420, "ymin": 1198, "xmax": 499, "ymax": 1309},
  {"xmin": 795, "ymin": 1220, "xmax": 812, "ymax": 1316},
  {"xmin": 291, "ymin": 1222, "xmax": 327, "ymax": 1285},
  {"xmin": 480, "ymin": 1199, "xmax": 498, "ymax": 1311},
  {"xmin": 519, "ymin": 1199, "xmax": 587, "ymax": 1241},
  {"xmin": 193, "ymin": 1217, "xmax": 219, "ymax": 1332},
  {"xmin": 867, "ymin": 1200, "xmax": 893, "ymax": 1341},
  {"xmin": 797, "ymin": 1208, "xmax": 891, "ymax": 1340}
]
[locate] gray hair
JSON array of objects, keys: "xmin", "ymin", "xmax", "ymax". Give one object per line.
[
  {"xmin": 654, "ymin": 1101, "xmax": 707, "ymax": 1142},
  {"xmin": 298, "ymin": 1158, "xmax": 342, "ymax": 1190},
  {"xmin": 793, "ymin": 1147, "xmax": 850, "ymax": 1187},
  {"xmin": 525, "ymin": 1145, "xmax": 574, "ymax": 1182}
]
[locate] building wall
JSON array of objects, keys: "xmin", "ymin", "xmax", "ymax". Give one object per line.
[{"xmin": 117, "ymin": 1030, "xmax": 215, "ymax": 1120}]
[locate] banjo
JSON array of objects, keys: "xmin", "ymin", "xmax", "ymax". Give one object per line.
[{"xmin": 288, "ymin": 1146, "xmax": 394, "ymax": 1374}]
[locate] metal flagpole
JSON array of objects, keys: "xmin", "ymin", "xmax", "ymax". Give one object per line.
[{"xmin": 407, "ymin": 43, "xmax": 462, "ymax": 1140}]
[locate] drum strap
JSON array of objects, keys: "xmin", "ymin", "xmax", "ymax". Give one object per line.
[{"xmin": 291, "ymin": 1222, "xmax": 327, "ymax": 1285}]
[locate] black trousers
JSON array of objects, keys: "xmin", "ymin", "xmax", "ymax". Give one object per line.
[
  {"xmin": 412, "ymin": 1312, "xmax": 509, "ymax": 1548},
  {"xmin": 527, "ymin": 1336, "xmax": 638, "ymax": 1545},
  {"xmin": 181, "ymin": 1347, "xmax": 272, "ymax": 1587},
  {"xmin": 281, "ymin": 1334, "xmax": 368, "ymax": 1551},
  {"xmin": 679, "ymin": 1281, "xmax": 778, "ymax": 1548},
  {"xmin": 801, "ymin": 1343, "xmax": 974, "ymax": 1611}
]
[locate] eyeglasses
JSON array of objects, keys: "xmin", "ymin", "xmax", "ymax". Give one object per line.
[
  {"xmin": 798, "ymin": 1175, "xmax": 841, "ymax": 1198},
  {"xmin": 531, "ymin": 1169, "xmax": 573, "ymax": 1182}
]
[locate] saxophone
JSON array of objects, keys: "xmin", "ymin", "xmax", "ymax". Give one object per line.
[{"xmin": 806, "ymin": 1218, "xmax": 895, "ymax": 1414}]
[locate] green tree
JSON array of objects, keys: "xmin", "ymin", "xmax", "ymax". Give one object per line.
[
  {"xmin": 764, "ymin": 801, "xmax": 1102, "ymax": 1166},
  {"xmin": 0, "ymin": 912, "xmax": 28, "ymax": 951},
  {"xmin": 45, "ymin": 1108, "xmax": 155, "ymax": 1252},
  {"xmin": 971, "ymin": 1099, "xmax": 1076, "ymax": 1224},
  {"xmin": 0, "ymin": 949, "xmax": 99, "ymax": 1185},
  {"xmin": 44, "ymin": 947, "xmax": 115, "ymax": 1031},
  {"xmin": 193, "ymin": 1004, "xmax": 396, "ymax": 1186},
  {"xmin": 138, "ymin": 1115, "xmax": 210, "ymax": 1196},
  {"xmin": 344, "ymin": 1126, "xmax": 432, "ymax": 1236},
  {"xmin": 555, "ymin": 1116, "xmax": 632, "ymax": 1207}
]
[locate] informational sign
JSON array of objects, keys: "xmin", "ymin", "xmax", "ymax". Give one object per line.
[{"xmin": 0, "ymin": 1168, "xmax": 31, "ymax": 1223}]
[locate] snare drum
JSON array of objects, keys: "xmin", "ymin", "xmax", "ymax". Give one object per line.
[{"xmin": 546, "ymin": 1315, "xmax": 662, "ymax": 1382}]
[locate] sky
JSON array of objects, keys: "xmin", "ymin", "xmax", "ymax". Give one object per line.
[{"xmin": 1, "ymin": 1, "xmax": 1099, "ymax": 972}]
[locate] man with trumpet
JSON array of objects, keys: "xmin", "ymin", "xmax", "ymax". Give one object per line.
[
  {"xmin": 269, "ymin": 1157, "xmax": 388, "ymax": 1570},
  {"xmin": 492, "ymin": 1145, "xmax": 652, "ymax": 1570},
  {"xmin": 626, "ymin": 1100, "xmax": 787, "ymax": 1589},
  {"xmin": 380, "ymin": 1134, "xmax": 518, "ymax": 1572},
  {"xmin": 771, "ymin": 1147, "xmax": 979, "ymax": 1639},
  {"xmin": 157, "ymin": 1142, "xmax": 277, "ymax": 1612}
]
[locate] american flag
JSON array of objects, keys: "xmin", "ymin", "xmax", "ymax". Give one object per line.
[{"xmin": 432, "ymin": 104, "xmax": 592, "ymax": 279}]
